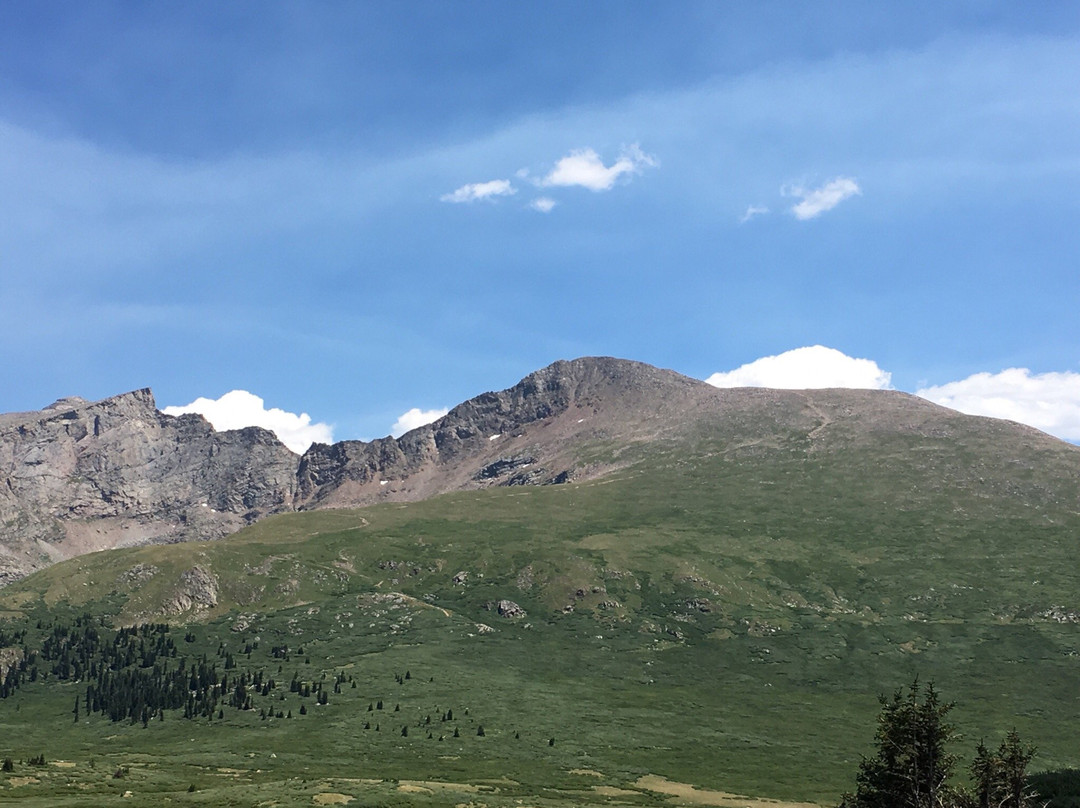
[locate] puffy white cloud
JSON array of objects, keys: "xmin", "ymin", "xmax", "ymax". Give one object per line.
[
  {"xmin": 541, "ymin": 144, "xmax": 657, "ymax": 192},
  {"xmin": 916, "ymin": 368, "xmax": 1080, "ymax": 441},
  {"xmin": 162, "ymin": 390, "xmax": 332, "ymax": 454},
  {"xmin": 391, "ymin": 406, "xmax": 450, "ymax": 438},
  {"xmin": 530, "ymin": 197, "xmax": 557, "ymax": 213},
  {"xmin": 785, "ymin": 177, "xmax": 861, "ymax": 220},
  {"xmin": 440, "ymin": 179, "xmax": 516, "ymax": 203},
  {"xmin": 706, "ymin": 346, "xmax": 892, "ymax": 389},
  {"xmin": 739, "ymin": 204, "xmax": 770, "ymax": 224}
]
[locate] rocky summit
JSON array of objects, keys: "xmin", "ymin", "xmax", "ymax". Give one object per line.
[{"xmin": 3, "ymin": 357, "xmax": 1079, "ymax": 585}]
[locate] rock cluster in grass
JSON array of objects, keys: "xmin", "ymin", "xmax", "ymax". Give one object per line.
[{"xmin": 484, "ymin": 599, "xmax": 526, "ymax": 619}]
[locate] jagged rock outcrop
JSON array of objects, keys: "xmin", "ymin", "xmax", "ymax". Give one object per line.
[
  {"xmin": 294, "ymin": 357, "xmax": 710, "ymax": 508},
  {"xmin": 4, "ymin": 356, "xmax": 1079, "ymax": 586},
  {"xmin": 2, "ymin": 358, "xmax": 706, "ymax": 582},
  {"xmin": 0, "ymin": 389, "xmax": 297, "ymax": 584}
]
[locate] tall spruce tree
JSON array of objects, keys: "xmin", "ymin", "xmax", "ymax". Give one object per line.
[{"xmin": 841, "ymin": 681, "xmax": 958, "ymax": 808}]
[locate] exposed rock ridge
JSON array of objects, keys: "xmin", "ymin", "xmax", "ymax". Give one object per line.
[
  {"xmin": 4, "ymin": 356, "xmax": 1079, "ymax": 584},
  {"xmin": 294, "ymin": 357, "xmax": 706, "ymax": 508},
  {"xmin": 0, "ymin": 388, "xmax": 297, "ymax": 584}
]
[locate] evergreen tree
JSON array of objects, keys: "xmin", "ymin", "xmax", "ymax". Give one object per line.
[
  {"xmin": 972, "ymin": 731, "xmax": 1036, "ymax": 808},
  {"xmin": 840, "ymin": 681, "xmax": 957, "ymax": 808}
]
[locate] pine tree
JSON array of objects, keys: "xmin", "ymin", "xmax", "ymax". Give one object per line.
[
  {"xmin": 972, "ymin": 730, "xmax": 1036, "ymax": 808},
  {"xmin": 840, "ymin": 681, "xmax": 957, "ymax": 808}
]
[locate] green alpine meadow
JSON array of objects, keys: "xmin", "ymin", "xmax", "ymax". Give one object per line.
[{"xmin": 2, "ymin": 361, "xmax": 1079, "ymax": 806}]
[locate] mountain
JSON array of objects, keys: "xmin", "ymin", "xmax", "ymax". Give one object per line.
[
  {"xmin": 3, "ymin": 357, "xmax": 1079, "ymax": 586},
  {"xmin": 0, "ymin": 388, "xmax": 298, "ymax": 584},
  {"xmin": 2, "ymin": 358, "xmax": 1080, "ymax": 806}
]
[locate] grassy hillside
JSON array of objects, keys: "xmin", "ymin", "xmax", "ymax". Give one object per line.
[{"xmin": 1, "ymin": 411, "xmax": 1079, "ymax": 806}]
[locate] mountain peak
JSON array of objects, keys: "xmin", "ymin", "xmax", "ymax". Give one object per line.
[{"xmin": 3, "ymin": 358, "xmax": 1079, "ymax": 585}]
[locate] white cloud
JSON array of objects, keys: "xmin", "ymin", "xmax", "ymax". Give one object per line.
[
  {"xmin": 440, "ymin": 179, "xmax": 516, "ymax": 203},
  {"xmin": 739, "ymin": 204, "xmax": 770, "ymax": 224},
  {"xmin": 916, "ymin": 368, "xmax": 1080, "ymax": 441},
  {"xmin": 706, "ymin": 346, "xmax": 892, "ymax": 389},
  {"xmin": 540, "ymin": 144, "xmax": 657, "ymax": 192},
  {"xmin": 162, "ymin": 390, "xmax": 332, "ymax": 454},
  {"xmin": 530, "ymin": 197, "xmax": 557, "ymax": 213},
  {"xmin": 785, "ymin": 177, "xmax": 861, "ymax": 220},
  {"xmin": 391, "ymin": 406, "xmax": 450, "ymax": 438}
]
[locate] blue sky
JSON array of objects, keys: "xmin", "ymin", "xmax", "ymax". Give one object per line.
[{"xmin": 2, "ymin": 2, "xmax": 1079, "ymax": 449}]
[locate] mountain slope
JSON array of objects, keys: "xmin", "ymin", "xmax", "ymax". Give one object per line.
[
  {"xmin": 3, "ymin": 357, "xmax": 1079, "ymax": 588},
  {"xmin": 2, "ymin": 380, "xmax": 1080, "ymax": 804}
]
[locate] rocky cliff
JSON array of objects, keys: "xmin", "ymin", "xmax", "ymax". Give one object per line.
[
  {"xmin": 5, "ymin": 356, "xmax": 1078, "ymax": 585},
  {"xmin": 295, "ymin": 357, "xmax": 711, "ymax": 508},
  {"xmin": 0, "ymin": 389, "xmax": 298, "ymax": 584},
  {"xmin": 1, "ymin": 358, "xmax": 715, "ymax": 582}
]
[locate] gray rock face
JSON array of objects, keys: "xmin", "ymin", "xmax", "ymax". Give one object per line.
[
  {"xmin": 0, "ymin": 389, "xmax": 297, "ymax": 584},
  {"xmin": 8, "ymin": 356, "xmax": 1075, "ymax": 587},
  {"xmin": 294, "ymin": 357, "xmax": 698, "ymax": 509},
  {"xmin": 3, "ymin": 359, "xmax": 675, "ymax": 583}
]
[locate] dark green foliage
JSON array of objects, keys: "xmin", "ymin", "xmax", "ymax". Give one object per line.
[
  {"xmin": 1030, "ymin": 769, "xmax": 1080, "ymax": 808},
  {"xmin": 1, "ymin": 757, "xmax": 13, "ymax": 772},
  {"xmin": 841, "ymin": 681, "xmax": 957, "ymax": 808},
  {"xmin": 841, "ymin": 685, "xmax": 1043, "ymax": 808},
  {"xmin": 972, "ymin": 731, "xmax": 1037, "ymax": 808}
]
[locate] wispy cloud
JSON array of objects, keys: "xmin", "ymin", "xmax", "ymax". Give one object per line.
[
  {"xmin": 162, "ymin": 390, "xmax": 332, "ymax": 453},
  {"xmin": 739, "ymin": 204, "xmax": 770, "ymax": 224},
  {"xmin": 785, "ymin": 177, "xmax": 861, "ymax": 220},
  {"xmin": 440, "ymin": 179, "xmax": 516, "ymax": 203},
  {"xmin": 916, "ymin": 368, "xmax": 1080, "ymax": 442},
  {"xmin": 706, "ymin": 346, "xmax": 892, "ymax": 389},
  {"xmin": 391, "ymin": 406, "xmax": 449, "ymax": 438},
  {"xmin": 540, "ymin": 144, "xmax": 657, "ymax": 192},
  {"xmin": 530, "ymin": 197, "xmax": 557, "ymax": 213}
]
